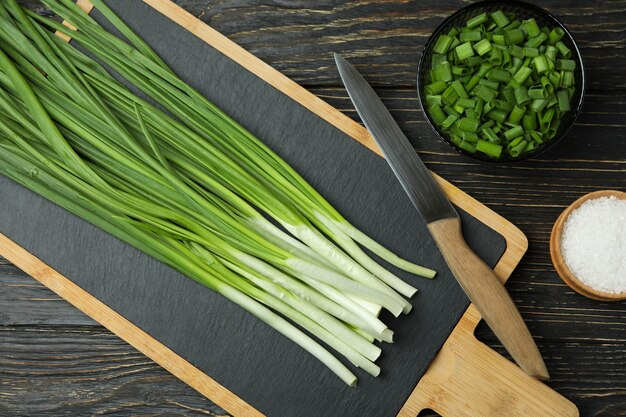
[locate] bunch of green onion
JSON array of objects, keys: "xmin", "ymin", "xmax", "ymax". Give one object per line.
[
  {"xmin": 0, "ymin": 0, "xmax": 436, "ymax": 386},
  {"xmin": 425, "ymin": 10, "xmax": 577, "ymax": 159}
]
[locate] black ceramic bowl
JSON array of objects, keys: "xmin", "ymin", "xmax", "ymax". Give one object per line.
[{"xmin": 417, "ymin": 0, "xmax": 585, "ymax": 162}]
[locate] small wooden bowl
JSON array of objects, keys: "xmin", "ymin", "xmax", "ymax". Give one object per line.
[{"xmin": 550, "ymin": 190, "xmax": 626, "ymax": 301}]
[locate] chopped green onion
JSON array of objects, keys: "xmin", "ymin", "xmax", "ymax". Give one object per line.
[
  {"xmin": 451, "ymin": 80, "xmax": 469, "ymax": 98},
  {"xmin": 428, "ymin": 105, "xmax": 447, "ymax": 126},
  {"xmin": 481, "ymin": 126, "xmax": 499, "ymax": 142},
  {"xmin": 432, "ymin": 53, "xmax": 447, "ymax": 68},
  {"xmin": 545, "ymin": 45, "xmax": 557, "ymax": 62},
  {"xmin": 523, "ymin": 47, "xmax": 539, "ymax": 57},
  {"xmin": 505, "ymin": 29, "xmax": 524, "ymax": 45},
  {"xmin": 528, "ymin": 87, "xmax": 548, "ymax": 100},
  {"xmin": 474, "ymin": 84, "xmax": 498, "ymax": 102},
  {"xmin": 512, "ymin": 66, "xmax": 532, "ymax": 85},
  {"xmin": 424, "ymin": 7, "xmax": 576, "ymax": 159},
  {"xmin": 474, "ymin": 39, "xmax": 492, "ymax": 56},
  {"xmin": 504, "ymin": 125, "xmax": 524, "ymax": 140},
  {"xmin": 555, "ymin": 41, "xmax": 572, "ymax": 58},
  {"xmin": 487, "ymin": 68, "xmax": 511, "ymax": 82},
  {"xmin": 425, "ymin": 80, "xmax": 448, "ymax": 95},
  {"xmin": 533, "ymin": 55, "xmax": 549, "ymax": 74},
  {"xmin": 467, "ymin": 12, "xmax": 488, "ymax": 28},
  {"xmin": 433, "ymin": 35, "xmax": 454, "ymax": 54},
  {"xmin": 522, "ymin": 18, "xmax": 541, "ymax": 38},
  {"xmin": 455, "ymin": 42, "xmax": 475, "ymax": 60},
  {"xmin": 442, "ymin": 85, "xmax": 459, "ymax": 104},
  {"xmin": 508, "ymin": 139, "xmax": 528, "ymax": 157},
  {"xmin": 476, "ymin": 140, "xmax": 503, "ymax": 158},
  {"xmin": 526, "ymin": 33, "xmax": 548, "ymax": 48},
  {"xmin": 508, "ymin": 105, "xmax": 526, "ymax": 125},
  {"xmin": 492, "ymin": 10, "xmax": 510, "ymax": 28},
  {"xmin": 486, "ymin": 108, "xmax": 508, "ymax": 123},
  {"xmin": 442, "ymin": 114, "xmax": 459, "ymax": 129},
  {"xmin": 426, "ymin": 95, "xmax": 442, "ymax": 106},
  {"xmin": 561, "ymin": 70, "xmax": 574, "ymax": 87},
  {"xmin": 457, "ymin": 98, "xmax": 476, "ymax": 108},
  {"xmin": 557, "ymin": 90, "xmax": 571, "ymax": 111},
  {"xmin": 431, "ymin": 61, "xmax": 453, "ymax": 82},
  {"xmin": 548, "ymin": 27, "xmax": 565, "ymax": 45},
  {"xmin": 465, "ymin": 75, "xmax": 481, "ymax": 92},
  {"xmin": 443, "ymin": 104, "xmax": 460, "ymax": 117},
  {"xmin": 557, "ymin": 59, "xmax": 576, "ymax": 71},
  {"xmin": 514, "ymin": 86, "xmax": 531, "ymax": 105},
  {"xmin": 460, "ymin": 31, "xmax": 482, "ymax": 43},
  {"xmin": 458, "ymin": 117, "xmax": 480, "ymax": 132},
  {"xmin": 531, "ymin": 98, "xmax": 549, "ymax": 113},
  {"xmin": 493, "ymin": 34, "xmax": 506, "ymax": 44}
]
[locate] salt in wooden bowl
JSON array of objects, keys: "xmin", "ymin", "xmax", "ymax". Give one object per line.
[{"xmin": 550, "ymin": 190, "xmax": 626, "ymax": 301}]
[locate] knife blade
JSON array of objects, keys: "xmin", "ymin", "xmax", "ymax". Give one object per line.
[{"xmin": 335, "ymin": 53, "xmax": 549, "ymax": 380}]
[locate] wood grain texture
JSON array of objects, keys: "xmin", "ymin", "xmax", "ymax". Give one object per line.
[
  {"xmin": 2, "ymin": 0, "xmax": 626, "ymax": 416},
  {"xmin": 163, "ymin": 0, "xmax": 626, "ymax": 92}
]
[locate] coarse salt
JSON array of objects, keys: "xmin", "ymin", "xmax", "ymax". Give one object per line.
[{"xmin": 561, "ymin": 196, "xmax": 626, "ymax": 294}]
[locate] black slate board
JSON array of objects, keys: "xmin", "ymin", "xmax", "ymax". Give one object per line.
[{"xmin": 0, "ymin": 1, "xmax": 506, "ymax": 416}]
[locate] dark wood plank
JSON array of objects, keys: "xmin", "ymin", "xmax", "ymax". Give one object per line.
[
  {"xmin": 162, "ymin": 0, "xmax": 626, "ymax": 91},
  {"xmin": 0, "ymin": 326, "xmax": 229, "ymax": 417},
  {"xmin": 1, "ymin": 324, "xmax": 623, "ymax": 416}
]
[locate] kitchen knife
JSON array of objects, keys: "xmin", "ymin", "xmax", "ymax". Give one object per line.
[{"xmin": 334, "ymin": 53, "xmax": 549, "ymax": 381}]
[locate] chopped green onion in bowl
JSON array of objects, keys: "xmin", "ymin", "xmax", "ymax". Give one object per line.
[{"xmin": 418, "ymin": 2, "xmax": 584, "ymax": 162}]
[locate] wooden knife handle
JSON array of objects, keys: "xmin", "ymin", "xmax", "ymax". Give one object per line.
[{"xmin": 428, "ymin": 217, "xmax": 549, "ymax": 380}]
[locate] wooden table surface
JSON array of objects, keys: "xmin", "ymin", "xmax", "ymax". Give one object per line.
[{"xmin": 2, "ymin": 1, "xmax": 625, "ymax": 416}]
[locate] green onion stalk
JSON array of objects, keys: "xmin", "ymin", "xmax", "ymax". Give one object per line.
[{"xmin": 0, "ymin": 0, "xmax": 435, "ymax": 386}]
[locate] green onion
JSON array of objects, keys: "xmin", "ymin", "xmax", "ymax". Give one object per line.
[
  {"xmin": 466, "ymin": 12, "xmax": 488, "ymax": 28},
  {"xmin": 474, "ymin": 84, "xmax": 498, "ymax": 102},
  {"xmin": 492, "ymin": 10, "xmax": 510, "ymax": 28},
  {"xmin": 522, "ymin": 18, "xmax": 541, "ymax": 38},
  {"xmin": 508, "ymin": 139, "xmax": 528, "ymax": 157},
  {"xmin": 426, "ymin": 80, "xmax": 448, "ymax": 95},
  {"xmin": 457, "ymin": 98, "xmax": 476, "ymax": 108},
  {"xmin": 548, "ymin": 27, "xmax": 565, "ymax": 45},
  {"xmin": 429, "ymin": 105, "xmax": 447, "ymax": 125},
  {"xmin": 0, "ymin": 0, "xmax": 440, "ymax": 387},
  {"xmin": 455, "ymin": 42, "xmax": 475, "ymax": 60},
  {"xmin": 505, "ymin": 29, "xmax": 524, "ymax": 45},
  {"xmin": 460, "ymin": 30, "xmax": 482, "ymax": 43},
  {"xmin": 474, "ymin": 39, "xmax": 492, "ymax": 56},
  {"xmin": 431, "ymin": 61, "xmax": 453, "ymax": 82},
  {"xmin": 525, "ymin": 33, "xmax": 548, "ymax": 48},
  {"xmin": 507, "ymin": 105, "xmax": 526, "ymax": 125},
  {"xmin": 512, "ymin": 66, "xmax": 532, "ymax": 85},
  {"xmin": 514, "ymin": 86, "xmax": 531, "ymax": 105},
  {"xmin": 493, "ymin": 34, "xmax": 505, "ymax": 44},
  {"xmin": 487, "ymin": 68, "xmax": 511, "ymax": 82},
  {"xmin": 458, "ymin": 117, "xmax": 480, "ymax": 132},
  {"xmin": 433, "ymin": 34, "xmax": 454, "ymax": 54},
  {"xmin": 557, "ymin": 59, "xmax": 576, "ymax": 71},
  {"xmin": 528, "ymin": 87, "xmax": 548, "ymax": 100},
  {"xmin": 557, "ymin": 90, "xmax": 571, "ymax": 111},
  {"xmin": 555, "ymin": 41, "xmax": 572, "ymax": 58},
  {"xmin": 476, "ymin": 140, "xmax": 502, "ymax": 158},
  {"xmin": 424, "ymin": 8, "xmax": 576, "ymax": 159}
]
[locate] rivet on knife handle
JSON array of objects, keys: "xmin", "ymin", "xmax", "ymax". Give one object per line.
[
  {"xmin": 428, "ymin": 217, "xmax": 549, "ymax": 380},
  {"xmin": 334, "ymin": 53, "xmax": 549, "ymax": 380}
]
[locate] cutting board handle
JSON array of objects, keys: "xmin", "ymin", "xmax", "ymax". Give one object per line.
[{"xmin": 398, "ymin": 305, "xmax": 579, "ymax": 417}]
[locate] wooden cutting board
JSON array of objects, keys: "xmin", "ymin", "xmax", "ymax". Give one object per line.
[{"xmin": 0, "ymin": 1, "xmax": 578, "ymax": 416}]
